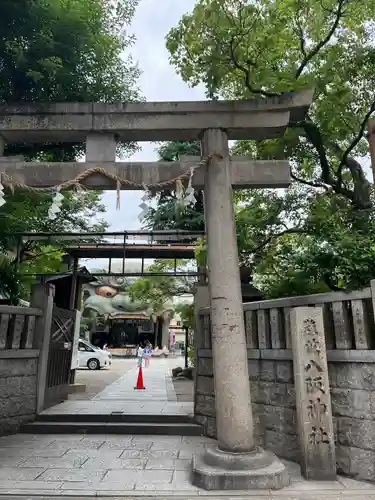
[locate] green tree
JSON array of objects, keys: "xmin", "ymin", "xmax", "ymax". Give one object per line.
[
  {"xmin": 175, "ymin": 301, "xmax": 195, "ymax": 367},
  {"xmin": 132, "ymin": 130, "xmax": 205, "ymax": 310},
  {"xmin": 1, "ymin": 0, "xmax": 141, "ymax": 158},
  {"xmin": 128, "ymin": 260, "xmax": 195, "ymax": 312},
  {"xmin": 175, "ymin": 302, "xmax": 195, "ymax": 330},
  {"xmin": 0, "ymin": 0, "xmax": 142, "ymax": 300},
  {"xmin": 167, "ymin": 0, "xmax": 375, "ymax": 209},
  {"xmin": 0, "ymin": 0, "xmax": 139, "ymax": 103},
  {"xmin": 0, "ymin": 190, "xmax": 108, "ymax": 301},
  {"xmin": 234, "ymin": 185, "xmax": 375, "ymax": 296},
  {"xmin": 166, "ymin": 0, "xmax": 375, "ymax": 295}
]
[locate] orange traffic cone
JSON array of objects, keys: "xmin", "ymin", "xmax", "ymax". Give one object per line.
[{"xmin": 134, "ymin": 365, "xmax": 146, "ymax": 390}]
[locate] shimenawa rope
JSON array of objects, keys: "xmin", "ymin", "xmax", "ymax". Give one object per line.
[{"xmin": 0, "ymin": 153, "xmax": 223, "ymax": 194}]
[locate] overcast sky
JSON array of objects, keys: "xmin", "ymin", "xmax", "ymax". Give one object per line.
[{"xmin": 100, "ymin": 0, "xmax": 205, "ymax": 231}]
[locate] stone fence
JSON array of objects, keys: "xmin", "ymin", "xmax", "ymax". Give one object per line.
[
  {"xmin": 0, "ymin": 304, "xmax": 43, "ymax": 435},
  {"xmin": 195, "ymin": 284, "xmax": 375, "ymax": 482}
]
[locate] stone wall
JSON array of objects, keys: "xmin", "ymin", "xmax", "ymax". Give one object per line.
[
  {"xmin": 195, "ymin": 349, "xmax": 375, "ymax": 481},
  {"xmin": 330, "ymin": 361, "xmax": 375, "ymax": 480},
  {"xmin": 0, "ymin": 303, "xmax": 45, "ymax": 437},
  {"xmin": 195, "ymin": 351, "xmax": 299, "ymax": 457},
  {"xmin": 194, "ymin": 286, "xmax": 375, "ymax": 483},
  {"xmin": 0, "ymin": 352, "xmax": 39, "ymax": 436}
]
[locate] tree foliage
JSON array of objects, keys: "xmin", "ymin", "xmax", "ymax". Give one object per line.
[
  {"xmin": 166, "ymin": 0, "xmax": 375, "ymax": 296},
  {"xmin": 167, "ymin": 0, "xmax": 375, "ymax": 209},
  {"xmin": 234, "ymin": 186, "xmax": 375, "ymax": 296},
  {"xmin": 0, "ymin": 0, "xmax": 142, "ymax": 300},
  {"xmin": 0, "ymin": 190, "xmax": 108, "ymax": 301},
  {"xmin": 134, "ymin": 141, "xmax": 205, "ymax": 309},
  {"xmin": 1, "ymin": 0, "xmax": 141, "ymax": 158},
  {"xmin": 175, "ymin": 302, "xmax": 195, "ymax": 329},
  {"xmin": 128, "ymin": 260, "xmax": 195, "ymax": 312},
  {"xmin": 0, "ymin": 0, "xmax": 140, "ymax": 103}
]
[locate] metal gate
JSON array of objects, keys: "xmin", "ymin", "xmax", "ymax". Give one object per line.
[{"xmin": 44, "ymin": 306, "xmax": 75, "ymax": 409}]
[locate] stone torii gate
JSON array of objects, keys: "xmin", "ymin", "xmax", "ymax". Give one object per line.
[{"xmin": 0, "ymin": 91, "xmax": 313, "ymax": 490}]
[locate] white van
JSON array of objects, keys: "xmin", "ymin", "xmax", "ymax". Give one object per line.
[{"xmin": 78, "ymin": 339, "xmax": 112, "ymax": 370}]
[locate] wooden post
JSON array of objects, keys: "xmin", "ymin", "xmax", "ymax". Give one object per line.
[
  {"xmin": 31, "ymin": 283, "xmax": 55, "ymax": 414},
  {"xmin": 69, "ymin": 257, "xmax": 79, "ymax": 310}
]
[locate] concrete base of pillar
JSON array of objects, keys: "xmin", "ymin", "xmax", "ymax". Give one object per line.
[{"xmin": 191, "ymin": 446, "xmax": 290, "ymax": 490}]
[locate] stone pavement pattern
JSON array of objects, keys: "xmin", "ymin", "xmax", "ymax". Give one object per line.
[
  {"xmin": 2, "ymin": 358, "xmax": 374, "ymax": 498},
  {"xmin": 69, "ymin": 359, "xmax": 134, "ymax": 401},
  {"xmin": 0, "ymin": 433, "xmax": 374, "ymax": 498},
  {"xmin": 44, "ymin": 358, "xmax": 193, "ymax": 416}
]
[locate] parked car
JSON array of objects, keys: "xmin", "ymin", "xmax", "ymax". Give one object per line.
[{"xmin": 78, "ymin": 339, "xmax": 112, "ymax": 370}]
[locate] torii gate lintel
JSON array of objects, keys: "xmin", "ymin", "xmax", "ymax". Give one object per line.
[{"xmin": 0, "ymin": 156, "xmax": 291, "ymax": 190}]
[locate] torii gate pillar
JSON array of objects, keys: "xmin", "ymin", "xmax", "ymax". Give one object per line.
[
  {"xmin": 192, "ymin": 128, "xmax": 290, "ymax": 490},
  {"xmin": 202, "ymin": 129, "xmax": 254, "ymax": 450}
]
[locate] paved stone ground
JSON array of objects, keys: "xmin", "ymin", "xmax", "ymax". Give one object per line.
[
  {"xmin": 43, "ymin": 357, "xmax": 193, "ymax": 416},
  {"xmin": 1, "ymin": 358, "xmax": 374, "ymax": 498},
  {"xmin": 0, "ymin": 433, "xmax": 374, "ymax": 497},
  {"xmin": 69, "ymin": 359, "xmax": 134, "ymax": 401}
]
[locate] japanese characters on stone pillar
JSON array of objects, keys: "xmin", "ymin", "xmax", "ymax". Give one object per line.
[{"xmin": 290, "ymin": 307, "xmax": 336, "ymax": 480}]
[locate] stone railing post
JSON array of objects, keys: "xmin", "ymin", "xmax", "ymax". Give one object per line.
[
  {"xmin": 290, "ymin": 306, "xmax": 336, "ymax": 480},
  {"xmin": 193, "ymin": 283, "xmax": 210, "ymax": 350},
  {"xmin": 31, "ymin": 283, "xmax": 55, "ymax": 414},
  {"xmin": 370, "ymin": 280, "xmax": 375, "ymax": 321},
  {"xmin": 193, "ymin": 283, "xmax": 210, "ymax": 425}
]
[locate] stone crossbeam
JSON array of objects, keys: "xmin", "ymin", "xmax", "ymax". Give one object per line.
[
  {"xmin": 0, "ymin": 90, "xmax": 313, "ymax": 143},
  {"xmin": 0, "ymin": 157, "xmax": 290, "ymax": 190}
]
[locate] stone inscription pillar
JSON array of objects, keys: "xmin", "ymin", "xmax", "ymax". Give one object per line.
[
  {"xmin": 191, "ymin": 129, "xmax": 289, "ymax": 490},
  {"xmin": 202, "ymin": 128, "xmax": 253, "ymax": 452},
  {"xmin": 290, "ymin": 307, "xmax": 336, "ymax": 480}
]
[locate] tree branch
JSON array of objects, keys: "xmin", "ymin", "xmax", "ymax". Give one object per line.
[
  {"xmin": 299, "ymin": 119, "xmax": 334, "ymax": 185},
  {"xmin": 292, "ymin": 5, "xmax": 308, "ymax": 59},
  {"xmin": 246, "ymin": 227, "xmax": 309, "ymax": 256},
  {"xmin": 295, "ymin": 0, "xmax": 347, "ymax": 78},
  {"xmin": 293, "ymin": 116, "xmax": 372, "ymax": 209},
  {"xmin": 291, "ymin": 172, "xmax": 330, "ymax": 190},
  {"xmin": 337, "ymin": 95, "xmax": 375, "ymax": 183},
  {"xmin": 228, "ymin": 38, "xmax": 280, "ymax": 98}
]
